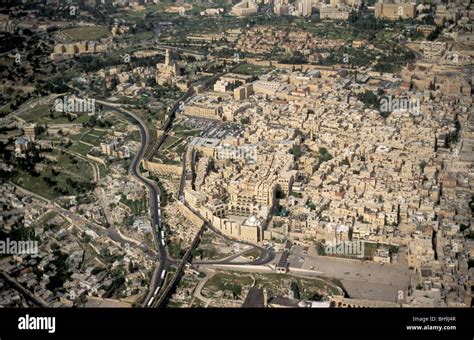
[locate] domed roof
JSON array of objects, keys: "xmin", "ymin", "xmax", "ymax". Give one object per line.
[{"xmin": 244, "ymin": 215, "xmax": 259, "ymax": 226}]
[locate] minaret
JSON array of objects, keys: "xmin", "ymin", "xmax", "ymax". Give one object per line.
[{"xmin": 165, "ymin": 49, "xmax": 171, "ymax": 66}]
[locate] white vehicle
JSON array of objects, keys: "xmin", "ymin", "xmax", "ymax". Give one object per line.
[
  {"xmin": 161, "ymin": 239, "xmax": 165, "ymax": 246},
  {"xmin": 154, "ymin": 286, "xmax": 161, "ymax": 295},
  {"xmin": 147, "ymin": 297, "xmax": 155, "ymax": 307},
  {"xmin": 161, "ymin": 231, "xmax": 165, "ymax": 238},
  {"xmin": 160, "ymin": 271, "xmax": 166, "ymax": 280},
  {"xmin": 158, "ymin": 209, "xmax": 161, "ymax": 217}
]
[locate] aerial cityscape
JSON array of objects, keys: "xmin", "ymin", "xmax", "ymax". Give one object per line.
[{"xmin": 0, "ymin": 0, "xmax": 473, "ymax": 312}]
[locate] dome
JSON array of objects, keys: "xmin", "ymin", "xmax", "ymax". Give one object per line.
[{"xmin": 244, "ymin": 215, "xmax": 259, "ymax": 227}]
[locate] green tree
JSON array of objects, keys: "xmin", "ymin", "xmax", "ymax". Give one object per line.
[
  {"xmin": 419, "ymin": 160, "xmax": 427, "ymax": 173},
  {"xmin": 291, "ymin": 145, "xmax": 303, "ymax": 158},
  {"xmin": 291, "ymin": 281, "xmax": 300, "ymax": 299}
]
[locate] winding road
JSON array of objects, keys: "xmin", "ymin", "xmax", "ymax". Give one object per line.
[{"xmin": 96, "ymin": 100, "xmax": 169, "ymax": 307}]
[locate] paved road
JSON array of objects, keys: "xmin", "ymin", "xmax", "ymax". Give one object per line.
[
  {"xmin": 193, "ymin": 269, "xmax": 215, "ymax": 306},
  {"xmin": 193, "ymin": 246, "xmax": 272, "ymax": 266},
  {"xmin": 96, "ymin": 100, "xmax": 170, "ymax": 308}
]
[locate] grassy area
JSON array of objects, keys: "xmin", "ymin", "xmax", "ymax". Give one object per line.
[
  {"xmin": 117, "ymin": 31, "xmax": 154, "ymax": 43},
  {"xmin": 55, "ymin": 150, "xmax": 94, "ymax": 181},
  {"xmin": 12, "ymin": 170, "xmax": 79, "ymax": 200},
  {"xmin": 19, "ymin": 104, "xmax": 51, "ymax": 122},
  {"xmin": 0, "ymin": 102, "xmax": 12, "ymax": 115},
  {"xmin": 192, "ymin": 245, "xmax": 221, "ymax": 260},
  {"xmin": 175, "ymin": 142, "xmax": 187, "ymax": 156},
  {"xmin": 67, "ymin": 129, "xmax": 94, "ymax": 155},
  {"xmin": 80, "ymin": 129, "xmax": 107, "ymax": 146},
  {"xmin": 253, "ymin": 273, "xmax": 342, "ymax": 298},
  {"xmin": 98, "ymin": 164, "xmax": 108, "ymax": 179},
  {"xmin": 205, "ymin": 271, "xmax": 253, "ymax": 299},
  {"xmin": 172, "ymin": 123, "xmax": 202, "ymax": 138},
  {"xmin": 40, "ymin": 211, "xmax": 68, "ymax": 231},
  {"xmin": 66, "ymin": 141, "xmax": 93, "ymax": 156},
  {"xmin": 162, "ymin": 136, "xmax": 182, "ymax": 150},
  {"xmin": 168, "ymin": 240, "xmax": 186, "ymax": 259},
  {"xmin": 62, "ymin": 26, "xmax": 110, "ymax": 41},
  {"xmin": 115, "ymin": 96, "xmax": 143, "ymax": 106},
  {"xmin": 43, "ymin": 113, "xmax": 90, "ymax": 124},
  {"xmin": 233, "ymin": 63, "xmax": 273, "ymax": 76},
  {"xmin": 36, "ymin": 211, "xmax": 60, "ymax": 227},
  {"xmin": 19, "ymin": 104, "xmax": 92, "ymax": 125},
  {"xmin": 205, "ymin": 273, "xmax": 254, "ymax": 288},
  {"xmin": 12, "ymin": 150, "xmax": 95, "ymax": 200},
  {"xmin": 243, "ymin": 250, "xmax": 261, "ymax": 260},
  {"xmin": 305, "ymin": 23, "xmax": 356, "ymax": 40},
  {"xmin": 128, "ymin": 130, "xmax": 141, "ymax": 142},
  {"xmin": 363, "ymin": 241, "xmax": 378, "ymax": 258},
  {"xmin": 120, "ymin": 196, "xmax": 147, "ymax": 215}
]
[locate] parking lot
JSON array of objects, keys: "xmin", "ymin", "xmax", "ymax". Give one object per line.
[{"xmin": 179, "ymin": 116, "xmax": 244, "ymax": 139}]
